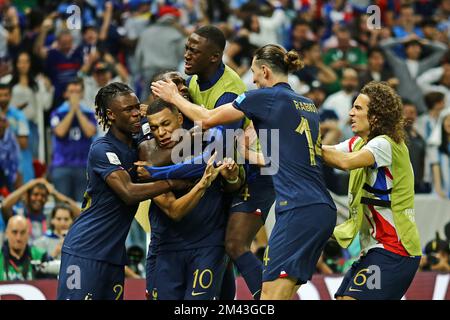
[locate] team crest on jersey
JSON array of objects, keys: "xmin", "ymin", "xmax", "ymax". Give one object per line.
[{"xmin": 106, "ymin": 152, "xmax": 121, "ymax": 165}]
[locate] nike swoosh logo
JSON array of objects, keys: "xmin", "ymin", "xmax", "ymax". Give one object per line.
[
  {"xmin": 348, "ymin": 287, "xmax": 363, "ymax": 292},
  {"xmin": 192, "ymin": 291, "xmax": 207, "ymax": 296}
]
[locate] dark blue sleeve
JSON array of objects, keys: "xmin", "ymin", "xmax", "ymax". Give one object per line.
[
  {"xmin": 214, "ymin": 92, "xmax": 238, "ymax": 108},
  {"xmin": 136, "ymin": 117, "xmax": 153, "ymax": 146},
  {"xmin": 232, "ymin": 89, "xmax": 272, "ymax": 121},
  {"xmin": 144, "ymin": 127, "xmax": 224, "ymax": 180},
  {"xmin": 90, "ymin": 142, "xmax": 125, "ymax": 181}
]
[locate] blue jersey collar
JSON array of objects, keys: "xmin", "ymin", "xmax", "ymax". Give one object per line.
[{"xmin": 197, "ymin": 63, "xmax": 225, "ymax": 91}]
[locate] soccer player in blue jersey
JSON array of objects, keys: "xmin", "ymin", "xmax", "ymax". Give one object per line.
[
  {"xmin": 152, "ymin": 44, "xmax": 337, "ymax": 300},
  {"xmin": 143, "ymin": 99, "xmax": 243, "ymax": 300},
  {"xmin": 181, "ymin": 26, "xmax": 276, "ymax": 300},
  {"xmin": 57, "ymin": 82, "xmax": 217, "ymax": 300}
]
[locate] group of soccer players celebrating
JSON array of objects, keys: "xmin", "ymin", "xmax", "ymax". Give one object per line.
[{"xmin": 56, "ymin": 25, "xmax": 421, "ymax": 300}]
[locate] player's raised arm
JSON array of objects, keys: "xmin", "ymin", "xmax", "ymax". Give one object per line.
[{"xmin": 151, "ymin": 79, "xmax": 245, "ymax": 128}]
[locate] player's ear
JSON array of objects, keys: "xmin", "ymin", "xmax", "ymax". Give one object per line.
[
  {"xmin": 177, "ymin": 112, "xmax": 183, "ymax": 126},
  {"xmin": 262, "ymin": 65, "xmax": 270, "ymax": 79},
  {"xmin": 210, "ymin": 51, "xmax": 221, "ymax": 64},
  {"xmin": 106, "ymin": 108, "xmax": 115, "ymax": 122}
]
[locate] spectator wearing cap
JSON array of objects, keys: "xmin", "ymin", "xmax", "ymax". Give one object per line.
[
  {"xmin": 380, "ymin": 34, "xmax": 447, "ymax": 114},
  {"xmin": 81, "ymin": 56, "xmax": 130, "ymax": 114},
  {"xmin": 134, "ymin": 4, "xmax": 186, "ymax": 101},
  {"xmin": 49, "ymin": 79, "xmax": 96, "ymax": 203}
]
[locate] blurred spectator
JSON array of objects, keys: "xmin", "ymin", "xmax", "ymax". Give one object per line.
[
  {"xmin": 1, "ymin": 178, "xmax": 80, "ymax": 242},
  {"xmin": 392, "ymin": 4, "xmax": 424, "ymax": 40},
  {"xmin": 286, "ymin": 18, "xmax": 315, "ymax": 52},
  {"xmin": 34, "ymin": 204, "xmax": 74, "ymax": 259},
  {"xmin": 0, "ymin": 216, "xmax": 58, "ymax": 281},
  {"xmin": 202, "ymin": 0, "xmax": 230, "ymax": 24},
  {"xmin": 420, "ymin": 237, "xmax": 450, "ymax": 273},
  {"xmin": 0, "ymin": 108, "xmax": 20, "ymax": 193},
  {"xmin": 417, "ymin": 92, "xmax": 446, "ymax": 141},
  {"xmin": 1, "ymin": 51, "xmax": 54, "ymax": 162},
  {"xmin": 34, "ymin": 20, "xmax": 84, "ymax": 108},
  {"xmin": 294, "ymin": 40, "xmax": 337, "ymax": 90},
  {"xmin": 358, "ymin": 47, "xmax": 398, "ymax": 89},
  {"xmin": 224, "ymin": 28, "xmax": 258, "ymax": 76},
  {"xmin": 134, "ymin": 5, "xmax": 186, "ymax": 101},
  {"xmin": 244, "ymin": 2, "xmax": 286, "ymax": 48},
  {"xmin": 380, "ymin": 35, "xmax": 447, "ymax": 114},
  {"xmin": 0, "ymin": 6, "xmax": 21, "ymax": 78},
  {"xmin": 81, "ymin": 56, "xmax": 129, "ymax": 111},
  {"xmin": 0, "ymin": 83, "xmax": 33, "ymax": 184},
  {"xmin": 126, "ymin": 245, "xmax": 145, "ymax": 278},
  {"xmin": 403, "ymin": 99, "xmax": 430, "ymax": 194},
  {"xmin": 417, "ymin": 51, "xmax": 450, "ymax": 109},
  {"xmin": 430, "ymin": 113, "xmax": 450, "ymax": 199},
  {"xmin": 50, "ymin": 79, "xmax": 96, "ymax": 202},
  {"xmin": 322, "ymin": 68, "xmax": 359, "ymax": 140},
  {"xmin": 323, "ymin": 24, "xmax": 367, "ymax": 92}
]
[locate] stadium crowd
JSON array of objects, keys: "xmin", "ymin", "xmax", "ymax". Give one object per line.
[{"xmin": 0, "ymin": 0, "xmax": 449, "ymax": 283}]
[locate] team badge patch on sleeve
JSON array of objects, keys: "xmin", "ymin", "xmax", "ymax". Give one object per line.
[
  {"xmin": 235, "ymin": 93, "xmax": 246, "ymax": 104},
  {"xmin": 106, "ymin": 152, "xmax": 121, "ymax": 165},
  {"xmin": 142, "ymin": 122, "xmax": 150, "ymax": 136}
]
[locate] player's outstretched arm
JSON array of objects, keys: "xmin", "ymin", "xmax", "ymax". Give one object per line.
[
  {"xmin": 105, "ymin": 169, "xmax": 189, "ymax": 205},
  {"xmin": 321, "ymin": 146, "xmax": 375, "ymax": 171},
  {"xmin": 152, "ymin": 153, "xmax": 223, "ymax": 221},
  {"xmin": 151, "ymin": 80, "xmax": 245, "ymax": 128}
]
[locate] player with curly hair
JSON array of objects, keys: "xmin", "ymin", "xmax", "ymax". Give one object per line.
[{"xmin": 322, "ymin": 81, "xmax": 422, "ymax": 300}]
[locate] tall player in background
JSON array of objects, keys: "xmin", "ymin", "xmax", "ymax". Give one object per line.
[
  {"xmin": 322, "ymin": 82, "xmax": 421, "ymax": 300},
  {"xmin": 152, "ymin": 44, "xmax": 337, "ymax": 300},
  {"xmin": 57, "ymin": 83, "xmax": 207, "ymax": 300},
  {"xmin": 180, "ymin": 25, "xmax": 276, "ymax": 300},
  {"xmin": 143, "ymin": 99, "xmax": 243, "ymax": 300}
]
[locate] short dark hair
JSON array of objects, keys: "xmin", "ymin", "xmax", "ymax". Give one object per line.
[
  {"xmin": 424, "ymin": 91, "xmax": 445, "ymax": 110},
  {"xmin": 0, "ymin": 83, "xmax": 11, "ymax": 92},
  {"xmin": 194, "ymin": 25, "xmax": 226, "ymax": 52},
  {"xmin": 147, "ymin": 98, "xmax": 179, "ymax": 116},
  {"xmin": 402, "ymin": 98, "xmax": 416, "ymax": 107},
  {"xmin": 27, "ymin": 183, "xmax": 49, "ymax": 197},
  {"xmin": 367, "ymin": 46, "xmax": 385, "ymax": 58},
  {"xmin": 95, "ymin": 82, "xmax": 135, "ymax": 130},
  {"xmin": 65, "ymin": 78, "xmax": 84, "ymax": 92}
]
